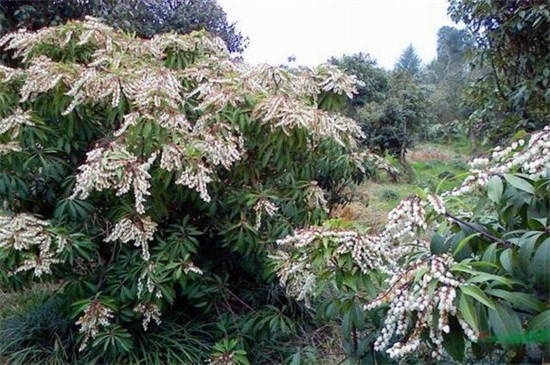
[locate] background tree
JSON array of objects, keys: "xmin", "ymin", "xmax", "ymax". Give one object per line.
[
  {"xmin": 394, "ymin": 44, "xmax": 422, "ymax": 77},
  {"xmin": 0, "ymin": 0, "xmax": 247, "ymax": 63},
  {"xmin": 423, "ymin": 26, "xmax": 474, "ymax": 144},
  {"xmin": 360, "ymin": 70, "xmax": 433, "ymax": 182},
  {"xmin": 329, "ymin": 48, "xmax": 432, "ymax": 182},
  {"xmin": 448, "ymin": 0, "xmax": 550, "ymax": 142},
  {"xmin": 329, "ymin": 52, "xmax": 389, "ymax": 109}
]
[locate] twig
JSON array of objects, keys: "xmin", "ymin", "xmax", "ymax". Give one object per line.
[{"xmin": 444, "ymin": 212, "xmax": 513, "ymax": 249}]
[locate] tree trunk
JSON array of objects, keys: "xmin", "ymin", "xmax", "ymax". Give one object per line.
[
  {"xmin": 470, "ymin": 122, "xmax": 480, "ymax": 156},
  {"xmin": 399, "ymin": 146, "xmax": 416, "ymax": 183},
  {"xmin": 399, "ymin": 121, "xmax": 416, "ymax": 183}
]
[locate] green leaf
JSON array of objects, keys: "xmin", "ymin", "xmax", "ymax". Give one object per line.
[
  {"xmin": 518, "ymin": 232, "xmax": 544, "ymax": 268},
  {"xmin": 488, "ymin": 302, "xmax": 524, "ymax": 344},
  {"xmin": 459, "ymin": 293, "xmax": 479, "ymax": 333},
  {"xmin": 442, "ymin": 316, "xmax": 465, "ymax": 363},
  {"xmin": 487, "ymin": 176, "xmax": 503, "ymax": 204},
  {"xmin": 453, "ymin": 233, "xmax": 480, "ymax": 256},
  {"xmin": 504, "ymin": 174, "xmax": 535, "ymax": 194},
  {"xmin": 459, "ymin": 284, "xmax": 496, "ymax": 309},
  {"xmin": 342, "ymin": 274, "xmax": 358, "ymax": 292},
  {"xmin": 527, "ymin": 310, "xmax": 550, "ymax": 331},
  {"xmin": 532, "ymin": 238, "xmax": 550, "ymax": 291},
  {"xmin": 499, "ymin": 248, "xmax": 514, "ymax": 274},
  {"xmin": 288, "ymin": 353, "xmax": 301, "ymax": 365},
  {"xmin": 486, "ymin": 289, "xmax": 544, "ymax": 314},
  {"xmin": 466, "ymin": 272, "xmax": 513, "ymax": 288}
]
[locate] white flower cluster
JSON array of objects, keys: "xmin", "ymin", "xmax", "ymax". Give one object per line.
[
  {"xmin": 0, "ymin": 213, "xmax": 66, "ymax": 277},
  {"xmin": 305, "ymin": 181, "xmax": 329, "ymax": 213},
  {"xmin": 381, "ymin": 196, "xmax": 427, "ymax": 254},
  {"xmin": 0, "ymin": 64, "xmax": 22, "ymax": 84},
  {"xmin": 71, "ymin": 143, "xmax": 157, "ymax": 214},
  {"xmin": 105, "ymin": 216, "xmax": 157, "ymax": 260},
  {"xmin": 12, "ymin": 250, "xmax": 63, "ymax": 277},
  {"xmin": 0, "ymin": 141, "xmax": 22, "ymax": 155},
  {"xmin": 268, "ymin": 249, "xmax": 317, "ymax": 308},
  {"xmin": 272, "ymin": 227, "xmax": 391, "ymax": 305},
  {"xmin": 75, "ymin": 299, "xmax": 114, "ymax": 351},
  {"xmin": 175, "ymin": 163, "xmax": 214, "ymax": 202},
  {"xmin": 137, "ymin": 261, "xmax": 163, "ymax": 299},
  {"xmin": 124, "ymin": 68, "xmax": 183, "ymax": 110},
  {"xmin": 0, "ymin": 108, "xmax": 33, "ymax": 156},
  {"xmin": 365, "ymin": 254, "xmax": 471, "ymax": 359},
  {"xmin": 252, "ymin": 95, "xmax": 363, "ymax": 146},
  {"xmin": 253, "ymin": 198, "xmax": 279, "ymax": 230},
  {"xmin": 183, "ymin": 261, "xmax": 203, "ymax": 275},
  {"xmin": 0, "ymin": 108, "xmax": 34, "ymax": 137},
  {"xmin": 192, "ymin": 120, "xmax": 244, "ymax": 169},
  {"xmin": 313, "ymin": 64, "xmax": 361, "ymax": 99},
  {"xmin": 133, "ymin": 302, "xmax": 162, "ymax": 331},
  {"xmin": 451, "ymin": 126, "xmax": 550, "ymax": 196},
  {"xmin": 426, "ymin": 194, "xmax": 446, "ymax": 215}
]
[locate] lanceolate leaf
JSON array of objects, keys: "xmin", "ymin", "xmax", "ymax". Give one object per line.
[
  {"xmin": 487, "ymin": 175, "xmax": 503, "ymax": 204},
  {"xmin": 532, "ymin": 238, "xmax": 550, "ymax": 291},
  {"xmin": 488, "ymin": 302, "xmax": 524, "ymax": 344},
  {"xmin": 459, "ymin": 293, "xmax": 479, "ymax": 333},
  {"xmin": 486, "ymin": 289, "xmax": 544, "ymax": 314},
  {"xmin": 504, "ymin": 174, "xmax": 535, "ymax": 194},
  {"xmin": 527, "ymin": 310, "xmax": 550, "ymax": 332},
  {"xmin": 459, "ymin": 284, "xmax": 496, "ymax": 310}
]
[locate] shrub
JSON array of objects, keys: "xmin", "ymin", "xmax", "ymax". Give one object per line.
[
  {"xmin": 0, "ymin": 18, "xmax": 372, "ymax": 362},
  {"xmin": 270, "ymin": 127, "xmax": 550, "ymax": 363},
  {"xmin": 380, "ymin": 189, "xmax": 399, "ymax": 201}
]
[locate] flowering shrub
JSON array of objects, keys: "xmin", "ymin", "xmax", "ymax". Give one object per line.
[
  {"xmin": 270, "ymin": 126, "xmax": 550, "ymax": 363},
  {"xmin": 0, "ymin": 18, "xmax": 373, "ymax": 363}
]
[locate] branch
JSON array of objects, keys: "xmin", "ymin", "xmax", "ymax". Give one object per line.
[{"xmin": 444, "ymin": 212, "xmax": 513, "ymax": 249}]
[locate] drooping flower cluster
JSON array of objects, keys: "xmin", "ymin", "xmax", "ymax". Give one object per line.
[
  {"xmin": 253, "ymin": 198, "xmax": 279, "ymax": 230},
  {"xmin": 305, "ymin": 181, "xmax": 329, "ymax": 213},
  {"xmin": 71, "ymin": 143, "xmax": 157, "ymax": 214},
  {"xmin": 0, "ymin": 213, "xmax": 66, "ymax": 277},
  {"xmin": 75, "ymin": 299, "xmax": 114, "ymax": 351},
  {"xmin": 450, "ymin": 125, "xmax": 550, "ymax": 196},
  {"xmin": 133, "ymin": 302, "xmax": 162, "ymax": 331},
  {"xmin": 271, "ymin": 227, "xmax": 392, "ymax": 306},
  {"xmin": 0, "ymin": 64, "xmax": 22, "ymax": 84},
  {"xmin": 105, "ymin": 216, "xmax": 157, "ymax": 260},
  {"xmin": 0, "ymin": 108, "xmax": 35, "ymax": 154},
  {"xmin": 364, "ymin": 254, "xmax": 475, "ymax": 359}
]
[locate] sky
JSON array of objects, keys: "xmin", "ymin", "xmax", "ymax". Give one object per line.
[{"xmin": 218, "ymin": 0, "xmax": 456, "ymax": 70}]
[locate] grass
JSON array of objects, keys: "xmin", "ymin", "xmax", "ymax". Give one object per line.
[{"xmin": 341, "ymin": 138, "xmax": 473, "ymax": 230}]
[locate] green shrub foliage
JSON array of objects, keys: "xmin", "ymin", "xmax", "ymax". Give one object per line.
[{"xmin": 0, "ymin": 18, "xmax": 372, "ymax": 363}]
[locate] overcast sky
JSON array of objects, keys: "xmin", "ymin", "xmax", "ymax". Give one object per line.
[{"xmin": 218, "ymin": 0, "xmax": 456, "ymax": 70}]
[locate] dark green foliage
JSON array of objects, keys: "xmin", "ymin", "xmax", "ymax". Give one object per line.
[
  {"xmin": 448, "ymin": 0, "xmax": 550, "ymax": 141},
  {"xmin": 329, "ymin": 52, "xmax": 389, "ymax": 107},
  {"xmin": 443, "ymin": 173, "xmax": 550, "ymax": 363},
  {"xmin": 0, "ymin": 294, "xmax": 75, "ymax": 365},
  {"xmin": 360, "ymin": 70, "xmax": 434, "ymax": 182}
]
